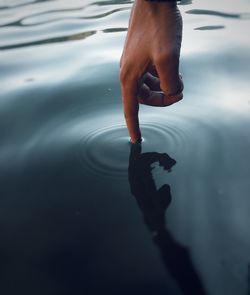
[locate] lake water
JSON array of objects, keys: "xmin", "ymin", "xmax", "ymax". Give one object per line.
[{"xmin": 0, "ymin": 0, "xmax": 250, "ymax": 294}]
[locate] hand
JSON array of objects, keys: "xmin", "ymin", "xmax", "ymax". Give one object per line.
[{"xmin": 120, "ymin": 0, "xmax": 183, "ymax": 144}]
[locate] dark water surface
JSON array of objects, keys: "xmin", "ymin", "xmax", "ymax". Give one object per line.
[{"xmin": 1, "ymin": 0, "xmax": 250, "ymax": 294}]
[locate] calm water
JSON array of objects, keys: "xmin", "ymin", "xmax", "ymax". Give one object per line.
[{"xmin": 1, "ymin": 0, "xmax": 250, "ymax": 294}]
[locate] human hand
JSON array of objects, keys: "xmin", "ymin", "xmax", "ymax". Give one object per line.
[{"xmin": 120, "ymin": 0, "xmax": 183, "ymax": 144}]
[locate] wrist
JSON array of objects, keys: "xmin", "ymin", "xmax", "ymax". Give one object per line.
[
  {"xmin": 136, "ymin": 0, "xmax": 177, "ymax": 10},
  {"xmin": 145, "ymin": 0, "xmax": 176, "ymax": 2}
]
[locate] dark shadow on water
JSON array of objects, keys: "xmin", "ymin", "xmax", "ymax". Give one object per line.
[
  {"xmin": 0, "ymin": 30, "xmax": 96, "ymax": 50},
  {"xmin": 186, "ymin": 9, "xmax": 250, "ymax": 19},
  {"xmin": 0, "ymin": 28, "xmax": 127, "ymax": 50},
  {"xmin": 128, "ymin": 143, "xmax": 207, "ymax": 295},
  {"xmin": 93, "ymin": 0, "xmax": 133, "ymax": 6},
  {"xmin": 194, "ymin": 25, "xmax": 225, "ymax": 30},
  {"xmin": 0, "ymin": 0, "xmax": 51, "ymax": 10},
  {"xmin": 179, "ymin": 0, "xmax": 193, "ymax": 5}
]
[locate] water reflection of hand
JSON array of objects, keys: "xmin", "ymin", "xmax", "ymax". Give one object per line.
[
  {"xmin": 159, "ymin": 153, "xmax": 176, "ymax": 171},
  {"xmin": 128, "ymin": 144, "xmax": 176, "ymax": 232},
  {"xmin": 120, "ymin": 0, "xmax": 184, "ymax": 144},
  {"xmin": 128, "ymin": 145, "xmax": 207, "ymax": 295}
]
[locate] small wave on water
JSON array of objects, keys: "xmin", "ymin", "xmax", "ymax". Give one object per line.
[
  {"xmin": 74, "ymin": 104, "xmax": 250, "ymax": 181},
  {"xmin": 0, "ymin": 0, "xmax": 131, "ymax": 50},
  {"xmin": 1, "ymin": 0, "xmax": 250, "ymax": 51},
  {"xmin": 77, "ymin": 117, "xmax": 190, "ymax": 178},
  {"xmin": 186, "ymin": 9, "xmax": 250, "ymax": 19},
  {"xmin": 194, "ymin": 25, "xmax": 225, "ymax": 30},
  {"xmin": 78, "ymin": 124, "xmax": 130, "ymax": 178}
]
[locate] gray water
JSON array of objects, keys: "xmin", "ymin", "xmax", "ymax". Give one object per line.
[{"xmin": 0, "ymin": 0, "xmax": 250, "ymax": 294}]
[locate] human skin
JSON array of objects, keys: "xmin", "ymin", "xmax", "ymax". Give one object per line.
[{"xmin": 120, "ymin": 0, "xmax": 183, "ymax": 144}]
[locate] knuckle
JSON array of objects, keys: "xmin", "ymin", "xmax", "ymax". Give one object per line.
[
  {"xmin": 154, "ymin": 47, "xmax": 180, "ymax": 64},
  {"xmin": 164, "ymin": 92, "xmax": 183, "ymax": 106},
  {"xmin": 160, "ymin": 76, "xmax": 184, "ymax": 97},
  {"xmin": 120, "ymin": 64, "xmax": 139, "ymax": 87},
  {"xmin": 120, "ymin": 65, "xmax": 133, "ymax": 85}
]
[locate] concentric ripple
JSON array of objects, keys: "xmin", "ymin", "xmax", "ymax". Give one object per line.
[{"xmin": 77, "ymin": 120, "xmax": 189, "ymax": 178}]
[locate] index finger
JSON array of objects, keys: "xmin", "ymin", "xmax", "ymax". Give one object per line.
[{"xmin": 120, "ymin": 75, "xmax": 141, "ymax": 144}]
